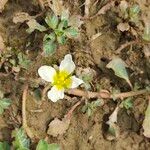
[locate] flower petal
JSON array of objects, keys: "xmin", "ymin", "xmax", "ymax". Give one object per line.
[
  {"xmin": 47, "ymin": 86, "xmax": 64, "ymax": 102},
  {"xmin": 70, "ymin": 76, "xmax": 84, "ymax": 88},
  {"xmin": 38, "ymin": 65, "xmax": 56, "ymax": 82},
  {"xmin": 59, "ymin": 54, "xmax": 75, "ymax": 74}
]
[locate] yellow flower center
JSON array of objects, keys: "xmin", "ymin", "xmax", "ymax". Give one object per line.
[{"xmin": 52, "ymin": 70, "xmax": 72, "ymax": 90}]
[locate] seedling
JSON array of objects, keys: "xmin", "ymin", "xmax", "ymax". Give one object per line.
[
  {"xmin": 26, "ymin": 11, "xmax": 79, "ymax": 56},
  {"xmin": 43, "ymin": 13, "xmax": 78, "ymax": 55},
  {"xmin": 82, "ymin": 99, "xmax": 102, "ymax": 117}
]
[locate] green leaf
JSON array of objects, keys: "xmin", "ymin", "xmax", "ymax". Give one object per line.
[
  {"xmin": 58, "ymin": 20, "xmax": 68, "ymax": 30},
  {"xmin": 57, "ymin": 35, "xmax": 66, "ymax": 45},
  {"xmin": 36, "ymin": 140, "xmax": 60, "ymax": 150},
  {"xmin": 36, "ymin": 140, "xmax": 49, "ymax": 150},
  {"xmin": 142, "ymin": 25, "xmax": 150, "ymax": 41},
  {"xmin": 43, "ymin": 33, "xmax": 56, "ymax": 42},
  {"xmin": 43, "ymin": 40, "xmax": 57, "ymax": 56},
  {"xmin": 106, "ymin": 58, "xmax": 132, "ymax": 87},
  {"xmin": 45, "ymin": 14, "xmax": 59, "ymax": 29},
  {"xmin": 0, "ymin": 141, "xmax": 10, "ymax": 150},
  {"xmin": 65, "ymin": 27, "xmax": 78, "ymax": 38},
  {"xmin": 12, "ymin": 128, "xmax": 30, "ymax": 150},
  {"xmin": 18, "ymin": 53, "xmax": 31, "ymax": 69},
  {"xmin": 26, "ymin": 19, "xmax": 47, "ymax": 33},
  {"xmin": 0, "ymin": 98, "xmax": 11, "ymax": 115}
]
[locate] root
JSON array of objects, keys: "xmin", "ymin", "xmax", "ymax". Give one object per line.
[{"xmin": 22, "ymin": 85, "xmax": 34, "ymax": 139}]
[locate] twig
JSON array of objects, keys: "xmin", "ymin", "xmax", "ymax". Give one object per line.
[
  {"xmin": 115, "ymin": 40, "xmax": 139, "ymax": 54},
  {"xmin": 115, "ymin": 39, "xmax": 150, "ymax": 54},
  {"xmin": 67, "ymin": 89, "xmax": 110, "ymax": 99},
  {"xmin": 22, "ymin": 85, "xmax": 34, "ymax": 139},
  {"xmin": 66, "ymin": 88, "xmax": 150, "ymax": 100},
  {"xmin": 42, "ymin": 84, "xmax": 51, "ymax": 101},
  {"xmin": 83, "ymin": 0, "xmax": 115, "ymax": 20},
  {"xmin": 112, "ymin": 89, "xmax": 149, "ymax": 100},
  {"xmin": 84, "ymin": 0, "xmax": 91, "ymax": 17},
  {"xmin": 37, "ymin": 0, "xmax": 45, "ymax": 10},
  {"xmin": 65, "ymin": 101, "xmax": 82, "ymax": 120}
]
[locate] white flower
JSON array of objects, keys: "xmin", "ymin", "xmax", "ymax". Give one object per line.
[{"xmin": 38, "ymin": 54, "xmax": 84, "ymax": 102}]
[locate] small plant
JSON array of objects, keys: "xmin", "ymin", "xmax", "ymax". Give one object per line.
[
  {"xmin": 120, "ymin": 97, "xmax": 133, "ymax": 110},
  {"xmin": 38, "ymin": 54, "xmax": 83, "ymax": 102},
  {"xmin": 82, "ymin": 99, "xmax": 102, "ymax": 117},
  {"xmin": 26, "ymin": 11, "xmax": 79, "ymax": 55},
  {"xmin": 0, "ymin": 50, "xmax": 31, "ymax": 73}
]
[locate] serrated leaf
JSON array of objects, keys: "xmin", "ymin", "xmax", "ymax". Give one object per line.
[
  {"xmin": 106, "ymin": 58, "xmax": 132, "ymax": 87},
  {"xmin": 12, "ymin": 128, "xmax": 30, "ymax": 150},
  {"xmin": 26, "ymin": 19, "xmax": 47, "ymax": 33},
  {"xmin": 43, "ymin": 40, "xmax": 57, "ymax": 56},
  {"xmin": 45, "ymin": 14, "xmax": 59, "ymax": 29},
  {"xmin": 0, "ymin": 98, "xmax": 11, "ymax": 115},
  {"xmin": 0, "ymin": 141, "xmax": 10, "ymax": 150},
  {"xmin": 65, "ymin": 27, "xmax": 78, "ymax": 38},
  {"xmin": 143, "ymin": 99, "xmax": 150, "ymax": 138}
]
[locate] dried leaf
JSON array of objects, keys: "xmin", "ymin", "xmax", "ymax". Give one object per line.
[
  {"xmin": 106, "ymin": 58, "xmax": 132, "ymax": 88},
  {"xmin": 143, "ymin": 98, "xmax": 150, "ymax": 138},
  {"xmin": 69, "ymin": 15, "xmax": 83, "ymax": 28},
  {"xmin": 117, "ymin": 22, "xmax": 130, "ymax": 32},
  {"xmin": 13, "ymin": 12, "xmax": 32, "ymax": 24},
  {"xmin": 105, "ymin": 106, "xmax": 120, "ymax": 140},
  {"xmin": 47, "ymin": 118, "xmax": 70, "ymax": 137},
  {"xmin": 0, "ymin": 0, "xmax": 8, "ymax": 13},
  {"xmin": 107, "ymin": 106, "xmax": 119, "ymax": 125},
  {"xmin": 26, "ymin": 19, "xmax": 47, "ymax": 33},
  {"xmin": 47, "ymin": 0, "xmax": 64, "ymax": 16}
]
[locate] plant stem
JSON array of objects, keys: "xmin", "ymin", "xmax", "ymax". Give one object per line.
[
  {"xmin": 22, "ymin": 85, "xmax": 34, "ymax": 139},
  {"xmin": 67, "ymin": 88, "xmax": 150, "ymax": 100}
]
